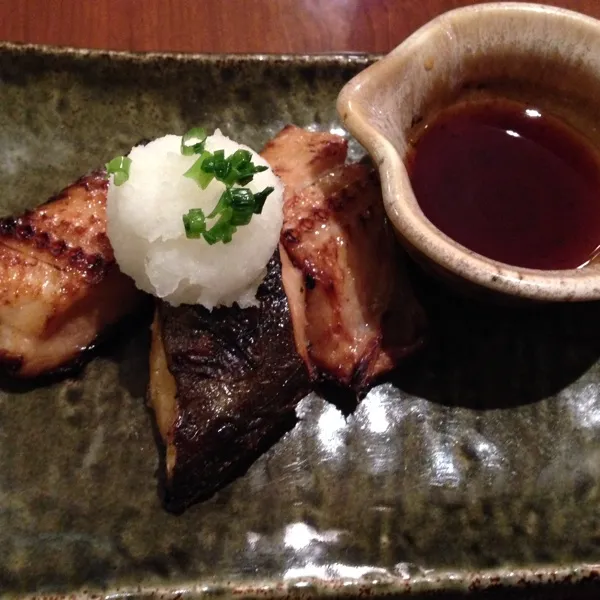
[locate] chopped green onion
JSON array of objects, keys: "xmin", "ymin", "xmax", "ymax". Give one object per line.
[
  {"xmin": 183, "ymin": 184, "xmax": 275, "ymax": 241},
  {"xmin": 230, "ymin": 209, "xmax": 254, "ymax": 226},
  {"xmin": 221, "ymin": 226, "xmax": 236, "ymax": 244},
  {"xmin": 223, "ymin": 167, "xmax": 242, "ymax": 186},
  {"xmin": 238, "ymin": 165, "xmax": 268, "ymax": 187},
  {"xmin": 182, "ymin": 208, "xmax": 207, "ymax": 238},
  {"xmin": 230, "ymin": 187, "xmax": 255, "ymax": 209},
  {"xmin": 203, "ymin": 208, "xmax": 235, "ymax": 245},
  {"xmin": 214, "ymin": 159, "xmax": 231, "ymax": 180},
  {"xmin": 230, "ymin": 149, "xmax": 252, "ymax": 165},
  {"xmin": 207, "ymin": 189, "xmax": 232, "ymax": 219},
  {"xmin": 215, "ymin": 206, "xmax": 234, "ymax": 226},
  {"xmin": 184, "ymin": 151, "xmax": 214, "ymax": 189},
  {"xmin": 106, "ymin": 156, "xmax": 132, "ymax": 186},
  {"xmin": 202, "ymin": 229, "xmax": 219, "ymax": 245},
  {"xmin": 185, "ymin": 143, "xmax": 269, "ymax": 188},
  {"xmin": 183, "ymin": 183, "xmax": 275, "ymax": 242},
  {"xmin": 253, "ymin": 186, "xmax": 274, "ymax": 214},
  {"xmin": 181, "ymin": 131, "xmax": 277, "ymax": 243},
  {"xmin": 181, "ymin": 127, "xmax": 207, "ymax": 156}
]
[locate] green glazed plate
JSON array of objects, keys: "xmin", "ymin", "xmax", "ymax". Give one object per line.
[{"xmin": 2, "ymin": 42, "xmax": 600, "ymax": 600}]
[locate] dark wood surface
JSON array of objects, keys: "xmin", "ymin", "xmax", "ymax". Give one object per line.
[{"xmin": 1, "ymin": 0, "xmax": 600, "ymax": 54}]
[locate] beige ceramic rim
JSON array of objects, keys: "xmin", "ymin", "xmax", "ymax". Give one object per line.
[{"xmin": 337, "ymin": 2, "xmax": 600, "ymax": 302}]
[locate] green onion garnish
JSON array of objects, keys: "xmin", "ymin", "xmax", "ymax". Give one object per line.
[
  {"xmin": 181, "ymin": 127, "xmax": 207, "ymax": 156},
  {"xmin": 184, "ymin": 151, "xmax": 213, "ymax": 189},
  {"xmin": 252, "ymin": 187, "xmax": 274, "ymax": 214},
  {"xmin": 182, "ymin": 208, "xmax": 207, "ymax": 239},
  {"xmin": 182, "ymin": 181, "xmax": 274, "ymax": 245},
  {"xmin": 180, "ymin": 128, "xmax": 269, "ymax": 188},
  {"xmin": 230, "ymin": 187, "xmax": 255, "ymax": 210},
  {"xmin": 183, "ymin": 183, "xmax": 273, "ymax": 244},
  {"xmin": 180, "ymin": 127, "xmax": 276, "ymax": 244},
  {"xmin": 207, "ymin": 188, "xmax": 231, "ymax": 219},
  {"xmin": 106, "ymin": 156, "xmax": 132, "ymax": 186}
]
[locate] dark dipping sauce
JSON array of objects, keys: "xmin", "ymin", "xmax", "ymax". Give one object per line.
[{"xmin": 407, "ymin": 98, "xmax": 600, "ymax": 270}]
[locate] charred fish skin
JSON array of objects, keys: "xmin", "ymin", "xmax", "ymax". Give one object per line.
[
  {"xmin": 156, "ymin": 251, "xmax": 310, "ymax": 513},
  {"xmin": 0, "ymin": 170, "xmax": 144, "ymax": 378}
]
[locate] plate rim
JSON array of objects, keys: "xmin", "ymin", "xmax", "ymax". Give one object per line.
[
  {"xmin": 12, "ymin": 563, "xmax": 600, "ymax": 599},
  {"xmin": 0, "ymin": 40, "xmax": 380, "ymax": 66}
]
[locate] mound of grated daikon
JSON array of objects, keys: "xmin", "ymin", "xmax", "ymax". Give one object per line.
[{"xmin": 106, "ymin": 130, "xmax": 284, "ymax": 309}]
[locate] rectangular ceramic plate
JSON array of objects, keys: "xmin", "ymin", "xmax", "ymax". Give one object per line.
[{"xmin": 2, "ymin": 43, "xmax": 600, "ymax": 600}]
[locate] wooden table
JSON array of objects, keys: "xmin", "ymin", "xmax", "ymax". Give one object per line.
[{"xmin": 1, "ymin": 0, "xmax": 600, "ymax": 54}]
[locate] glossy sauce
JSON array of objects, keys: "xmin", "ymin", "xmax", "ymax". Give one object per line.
[{"xmin": 407, "ymin": 99, "xmax": 600, "ymax": 270}]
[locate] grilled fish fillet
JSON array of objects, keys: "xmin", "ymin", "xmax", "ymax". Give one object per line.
[
  {"xmin": 148, "ymin": 125, "xmax": 427, "ymax": 511},
  {"xmin": 148, "ymin": 127, "xmax": 346, "ymax": 512},
  {"xmin": 281, "ymin": 163, "xmax": 427, "ymax": 389},
  {"xmin": 0, "ymin": 170, "xmax": 143, "ymax": 377},
  {"xmin": 266, "ymin": 126, "xmax": 426, "ymax": 389},
  {"xmin": 261, "ymin": 125, "xmax": 349, "ymax": 368},
  {"xmin": 260, "ymin": 124, "xmax": 348, "ymax": 193}
]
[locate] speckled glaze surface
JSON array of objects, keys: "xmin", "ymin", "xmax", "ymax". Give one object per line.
[
  {"xmin": 338, "ymin": 3, "xmax": 600, "ymax": 303},
  {"xmin": 3, "ymin": 42, "xmax": 600, "ymax": 599}
]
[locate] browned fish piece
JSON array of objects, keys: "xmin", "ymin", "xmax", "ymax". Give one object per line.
[
  {"xmin": 148, "ymin": 127, "xmax": 346, "ymax": 512},
  {"xmin": 281, "ymin": 163, "xmax": 427, "ymax": 389},
  {"xmin": 261, "ymin": 125, "xmax": 349, "ymax": 367},
  {"xmin": 267, "ymin": 125, "xmax": 426, "ymax": 388},
  {"xmin": 0, "ymin": 171, "xmax": 143, "ymax": 377},
  {"xmin": 260, "ymin": 124, "xmax": 348, "ymax": 196},
  {"xmin": 148, "ymin": 125, "xmax": 426, "ymax": 512}
]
